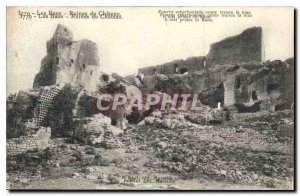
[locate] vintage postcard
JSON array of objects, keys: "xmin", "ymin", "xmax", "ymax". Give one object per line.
[{"xmin": 6, "ymin": 6, "xmax": 294, "ymax": 190}]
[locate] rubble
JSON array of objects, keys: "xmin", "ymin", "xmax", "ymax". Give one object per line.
[
  {"xmin": 102, "ymin": 131, "xmax": 124, "ymax": 149},
  {"xmin": 73, "ymin": 113, "xmax": 123, "ymax": 146},
  {"xmin": 206, "ymin": 27, "xmax": 262, "ymax": 65},
  {"xmin": 125, "ymin": 109, "xmax": 294, "ymax": 188},
  {"xmin": 6, "ymin": 24, "xmax": 294, "ymax": 190},
  {"xmin": 7, "ymin": 127, "xmax": 51, "ymax": 156}
]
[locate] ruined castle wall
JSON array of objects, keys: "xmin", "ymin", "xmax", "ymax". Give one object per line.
[
  {"xmin": 138, "ymin": 66, "xmax": 157, "ymax": 76},
  {"xmin": 138, "ymin": 27, "xmax": 262, "ymax": 76},
  {"xmin": 248, "ymin": 79, "xmax": 268, "ymax": 102},
  {"xmin": 7, "ymin": 136, "xmax": 39, "ymax": 156},
  {"xmin": 33, "ymin": 24, "xmax": 100, "ymax": 90},
  {"xmin": 138, "ymin": 56, "xmax": 206, "ymax": 75},
  {"xmin": 79, "ymin": 65, "xmax": 100, "ymax": 92},
  {"xmin": 36, "ymin": 84, "xmax": 64, "ymax": 126},
  {"xmin": 7, "ymin": 128, "xmax": 51, "ymax": 156},
  {"xmin": 206, "ymin": 27, "xmax": 262, "ymax": 65},
  {"xmin": 224, "ymin": 76, "xmax": 236, "ymax": 106},
  {"xmin": 56, "ymin": 39, "xmax": 99, "ymax": 86}
]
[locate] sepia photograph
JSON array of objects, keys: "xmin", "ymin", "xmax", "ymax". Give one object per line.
[{"xmin": 6, "ymin": 6, "xmax": 295, "ymax": 190}]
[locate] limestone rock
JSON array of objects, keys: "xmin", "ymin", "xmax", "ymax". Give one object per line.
[
  {"xmin": 157, "ymin": 141, "xmax": 167, "ymax": 149},
  {"xmin": 124, "ymin": 74, "xmax": 143, "ymax": 87},
  {"xmin": 33, "ymin": 24, "xmax": 100, "ymax": 90},
  {"xmin": 206, "ymin": 27, "xmax": 262, "ymax": 65},
  {"xmin": 6, "ymin": 126, "xmax": 52, "ymax": 156},
  {"xmin": 35, "ymin": 127, "xmax": 52, "ymax": 150}
]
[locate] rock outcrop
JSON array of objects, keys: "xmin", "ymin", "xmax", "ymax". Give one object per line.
[
  {"xmin": 7, "ymin": 127, "xmax": 51, "ymax": 156},
  {"xmin": 33, "ymin": 24, "xmax": 100, "ymax": 90},
  {"xmin": 206, "ymin": 27, "xmax": 262, "ymax": 65},
  {"xmin": 138, "ymin": 56, "xmax": 206, "ymax": 76},
  {"xmin": 138, "ymin": 27, "xmax": 262, "ymax": 76}
]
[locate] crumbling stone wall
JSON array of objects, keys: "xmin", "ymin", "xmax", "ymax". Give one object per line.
[
  {"xmin": 33, "ymin": 24, "xmax": 100, "ymax": 90},
  {"xmin": 36, "ymin": 83, "xmax": 65, "ymax": 126},
  {"xmin": 224, "ymin": 76, "xmax": 236, "ymax": 106},
  {"xmin": 247, "ymin": 60, "xmax": 294, "ymax": 111},
  {"xmin": 7, "ymin": 136, "xmax": 39, "ymax": 156},
  {"xmin": 45, "ymin": 84, "xmax": 75, "ymax": 135},
  {"xmin": 139, "ymin": 27, "xmax": 262, "ymax": 76},
  {"xmin": 206, "ymin": 27, "xmax": 262, "ymax": 65},
  {"xmin": 73, "ymin": 113, "xmax": 124, "ymax": 147},
  {"xmin": 137, "ymin": 27, "xmax": 264, "ymax": 108},
  {"xmin": 7, "ymin": 127, "xmax": 51, "ymax": 156},
  {"xmin": 138, "ymin": 66, "xmax": 157, "ymax": 76},
  {"xmin": 138, "ymin": 56, "xmax": 206, "ymax": 76},
  {"xmin": 7, "ymin": 91, "xmax": 38, "ymax": 135}
]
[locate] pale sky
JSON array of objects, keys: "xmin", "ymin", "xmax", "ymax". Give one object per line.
[{"xmin": 7, "ymin": 7, "xmax": 294, "ymax": 95}]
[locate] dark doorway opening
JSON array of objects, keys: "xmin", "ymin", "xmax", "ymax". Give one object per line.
[
  {"xmin": 235, "ymin": 77, "xmax": 241, "ymax": 88},
  {"xmin": 180, "ymin": 68, "xmax": 188, "ymax": 74},
  {"xmin": 267, "ymin": 84, "xmax": 278, "ymax": 94},
  {"xmin": 252, "ymin": 91, "xmax": 258, "ymax": 100},
  {"xmin": 174, "ymin": 64, "xmax": 178, "ymax": 73}
]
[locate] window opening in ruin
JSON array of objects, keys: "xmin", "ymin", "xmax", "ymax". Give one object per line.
[
  {"xmin": 56, "ymin": 57, "xmax": 59, "ymax": 64},
  {"xmin": 236, "ymin": 77, "xmax": 241, "ymax": 88},
  {"xmin": 90, "ymin": 71, "xmax": 93, "ymax": 76},
  {"xmin": 252, "ymin": 90, "xmax": 258, "ymax": 100},
  {"xmin": 174, "ymin": 64, "xmax": 178, "ymax": 73},
  {"xmin": 71, "ymin": 59, "xmax": 74, "ymax": 63},
  {"xmin": 203, "ymin": 60, "xmax": 206, "ymax": 67},
  {"xmin": 180, "ymin": 68, "xmax": 188, "ymax": 74},
  {"xmin": 153, "ymin": 68, "xmax": 157, "ymax": 74},
  {"xmin": 83, "ymin": 64, "xmax": 86, "ymax": 69},
  {"xmin": 267, "ymin": 84, "xmax": 277, "ymax": 94}
]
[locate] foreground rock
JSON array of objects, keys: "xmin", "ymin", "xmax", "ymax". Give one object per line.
[{"xmin": 7, "ymin": 127, "xmax": 52, "ymax": 156}]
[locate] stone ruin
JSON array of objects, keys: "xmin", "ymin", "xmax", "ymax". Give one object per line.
[
  {"xmin": 7, "ymin": 24, "xmax": 141, "ymax": 156},
  {"xmin": 206, "ymin": 27, "xmax": 262, "ymax": 65},
  {"xmin": 7, "ymin": 127, "xmax": 51, "ymax": 156},
  {"xmin": 137, "ymin": 27, "xmax": 294, "ymax": 112},
  {"xmin": 33, "ymin": 24, "xmax": 101, "ymax": 91},
  {"xmin": 138, "ymin": 27, "xmax": 262, "ymax": 76},
  {"xmin": 6, "ymin": 24, "xmax": 294, "ymax": 157}
]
